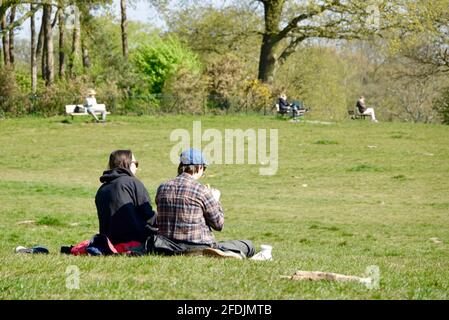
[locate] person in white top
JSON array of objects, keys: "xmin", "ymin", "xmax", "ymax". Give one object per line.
[
  {"xmin": 84, "ymin": 89, "xmax": 106, "ymax": 122},
  {"xmin": 356, "ymin": 96, "xmax": 378, "ymax": 123}
]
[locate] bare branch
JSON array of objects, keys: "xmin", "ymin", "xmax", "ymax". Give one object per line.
[
  {"xmin": 276, "ymin": 0, "xmax": 344, "ymax": 41},
  {"xmin": 0, "ymin": 4, "xmax": 42, "ymax": 36}
]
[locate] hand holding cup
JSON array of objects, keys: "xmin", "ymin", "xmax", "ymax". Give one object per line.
[{"xmin": 211, "ymin": 188, "xmax": 221, "ymax": 201}]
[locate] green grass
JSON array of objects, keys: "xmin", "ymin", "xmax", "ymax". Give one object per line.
[{"xmin": 0, "ymin": 115, "xmax": 448, "ymax": 299}]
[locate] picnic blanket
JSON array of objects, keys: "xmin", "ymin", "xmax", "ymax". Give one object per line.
[{"xmin": 62, "ymin": 234, "xmax": 144, "ymax": 256}]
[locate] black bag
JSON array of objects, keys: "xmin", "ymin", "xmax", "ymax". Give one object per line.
[{"xmin": 74, "ymin": 105, "xmax": 85, "ymax": 113}]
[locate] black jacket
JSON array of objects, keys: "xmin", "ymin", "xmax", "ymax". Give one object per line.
[
  {"xmin": 95, "ymin": 168, "xmax": 157, "ymax": 244},
  {"xmin": 279, "ymin": 98, "xmax": 290, "ymax": 111},
  {"xmin": 356, "ymin": 99, "xmax": 367, "ymax": 113}
]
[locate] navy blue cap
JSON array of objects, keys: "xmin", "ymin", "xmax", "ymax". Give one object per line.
[{"xmin": 180, "ymin": 148, "xmax": 208, "ymax": 166}]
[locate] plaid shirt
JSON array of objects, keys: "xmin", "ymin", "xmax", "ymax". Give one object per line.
[{"xmin": 155, "ymin": 173, "xmax": 224, "ymax": 244}]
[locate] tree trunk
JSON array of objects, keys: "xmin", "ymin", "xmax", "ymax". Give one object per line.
[
  {"xmin": 31, "ymin": 4, "xmax": 37, "ymax": 93},
  {"xmin": 36, "ymin": 8, "xmax": 45, "ymax": 80},
  {"xmin": 8, "ymin": 5, "xmax": 15, "ymax": 68},
  {"xmin": 43, "ymin": 4, "xmax": 54, "ymax": 86},
  {"xmin": 36, "ymin": 14, "xmax": 44, "ymax": 59},
  {"xmin": 120, "ymin": 0, "xmax": 128, "ymax": 60},
  {"xmin": 82, "ymin": 37, "xmax": 90, "ymax": 69},
  {"xmin": 58, "ymin": 7, "xmax": 65, "ymax": 79},
  {"xmin": 0, "ymin": 0, "xmax": 2, "ymax": 66},
  {"xmin": 42, "ymin": 43, "xmax": 47, "ymax": 81},
  {"xmin": 1, "ymin": 6, "xmax": 10, "ymax": 67},
  {"xmin": 257, "ymin": 0, "xmax": 284, "ymax": 84},
  {"xmin": 69, "ymin": 9, "xmax": 80, "ymax": 78},
  {"xmin": 258, "ymin": 34, "xmax": 280, "ymax": 84}
]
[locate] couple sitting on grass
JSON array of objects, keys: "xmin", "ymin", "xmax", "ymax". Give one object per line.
[{"xmin": 91, "ymin": 148, "xmax": 269, "ymax": 260}]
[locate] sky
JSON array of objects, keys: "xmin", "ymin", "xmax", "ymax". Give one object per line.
[{"xmin": 17, "ymin": 0, "xmax": 164, "ymax": 39}]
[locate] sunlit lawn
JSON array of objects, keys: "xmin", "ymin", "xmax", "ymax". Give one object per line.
[{"xmin": 0, "ymin": 114, "xmax": 448, "ymax": 299}]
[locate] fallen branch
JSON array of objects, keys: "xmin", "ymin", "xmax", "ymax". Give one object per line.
[{"xmin": 281, "ymin": 270, "xmax": 372, "ymax": 286}]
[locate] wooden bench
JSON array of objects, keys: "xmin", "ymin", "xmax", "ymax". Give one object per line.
[
  {"xmin": 348, "ymin": 108, "xmax": 368, "ymax": 120},
  {"xmin": 65, "ymin": 104, "xmax": 110, "ymax": 120}
]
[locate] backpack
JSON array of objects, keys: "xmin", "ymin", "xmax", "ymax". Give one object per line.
[{"xmin": 74, "ymin": 105, "xmax": 86, "ymax": 113}]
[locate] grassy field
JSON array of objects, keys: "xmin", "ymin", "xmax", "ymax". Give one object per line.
[{"xmin": 0, "ymin": 114, "xmax": 448, "ymax": 300}]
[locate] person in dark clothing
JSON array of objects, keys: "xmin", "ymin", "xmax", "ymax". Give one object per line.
[
  {"xmin": 356, "ymin": 96, "xmax": 378, "ymax": 122},
  {"xmin": 95, "ymin": 150, "xmax": 157, "ymax": 244},
  {"xmin": 278, "ymin": 94, "xmax": 291, "ymax": 113},
  {"xmin": 155, "ymin": 148, "xmax": 261, "ymax": 260},
  {"xmin": 279, "ymin": 93, "xmax": 302, "ymax": 119}
]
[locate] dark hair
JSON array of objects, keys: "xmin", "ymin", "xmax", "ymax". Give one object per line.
[
  {"xmin": 109, "ymin": 150, "xmax": 133, "ymax": 170},
  {"xmin": 177, "ymin": 163, "xmax": 206, "ymax": 176}
]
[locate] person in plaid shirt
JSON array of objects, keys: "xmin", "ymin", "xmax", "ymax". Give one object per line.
[{"xmin": 155, "ymin": 148, "xmax": 255, "ymax": 259}]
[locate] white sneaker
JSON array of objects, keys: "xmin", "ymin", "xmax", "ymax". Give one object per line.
[
  {"xmin": 250, "ymin": 251, "xmax": 273, "ymax": 261},
  {"xmin": 15, "ymin": 246, "xmax": 32, "ymax": 253},
  {"xmin": 250, "ymin": 244, "xmax": 273, "ymax": 261}
]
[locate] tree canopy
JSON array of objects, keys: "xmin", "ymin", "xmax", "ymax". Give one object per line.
[{"xmin": 0, "ymin": 0, "xmax": 448, "ymax": 123}]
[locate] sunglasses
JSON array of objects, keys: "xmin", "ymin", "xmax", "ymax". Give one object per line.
[{"xmin": 131, "ymin": 160, "xmax": 139, "ymax": 168}]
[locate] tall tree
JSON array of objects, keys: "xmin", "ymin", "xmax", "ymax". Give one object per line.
[
  {"xmin": 30, "ymin": 4, "xmax": 37, "ymax": 93},
  {"xmin": 149, "ymin": 0, "xmax": 405, "ymax": 83},
  {"xmin": 69, "ymin": 5, "xmax": 80, "ymax": 77},
  {"xmin": 58, "ymin": 5, "xmax": 65, "ymax": 78},
  {"xmin": 0, "ymin": 4, "xmax": 3, "ymax": 67},
  {"xmin": 399, "ymin": 0, "xmax": 449, "ymax": 76},
  {"xmin": 1, "ymin": 2, "xmax": 10, "ymax": 67},
  {"xmin": 167, "ymin": 3, "xmax": 262, "ymax": 65},
  {"xmin": 120, "ymin": 0, "xmax": 128, "ymax": 60},
  {"xmin": 0, "ymin": 2, "xmax": 43, "ymax": 37},
  {"xmin": 8, "ymin": 4, "xmax": 15, "ymax": 68},
  {"xmin": 41, "ymin": 28, "xmax": 46, "ymax": 80},
  {"xmin": 43, "ymin": 3, "xmax": 54, "ymax": 86},
  {"xmin": 66, "ymin": 0, "xmax": 113, "ymax": 75},
  {"xmin": 80, "ymin": 8, "xmax": 91, "ymax": 70},
  {"xmin": 254, "ymin": 0, "xmax": 403, "ymax": 83},
  {"xmin": 82, "ymin": 37, "xmax": 90, "ymax": 69},
  {"xmin": 36, "ymin": 11, "xmax": 44, "ymax": 73}
]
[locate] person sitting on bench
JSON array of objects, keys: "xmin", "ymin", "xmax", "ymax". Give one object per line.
[
  {"xmin": 279, "ymin": 93, "xmax": 302, "ymax": 119},
  {"xmin": 84, "ymin": 89, "xmax": 107, "ymax": 122},
  {"xmin": 356, "ymin": 96, "xmax": 378, "ymax": 123}
]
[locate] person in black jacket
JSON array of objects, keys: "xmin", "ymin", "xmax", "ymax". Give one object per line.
[
  {"xmin": 95, "ymin": 150, "xmax": 157, "ymax": 244},
  {"xmin": 356, "ymin": 96, "xmax": 378, "ymax": 123},
  {"xmin": 279, "ymin": 93, "xmax": 302, "ymax": 119}
]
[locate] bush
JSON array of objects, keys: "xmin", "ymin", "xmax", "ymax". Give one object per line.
[
  {"xmin": 133, "ymin": 35, "xmax": 202, "ymax": 94},
  {"xmin": 0, "ymin": 68, "xmax": 30, "ymax": 116},
  {"xmin": 275, "ymin": 47, "xmax": 355, "ymax": 120},
  {"xmin": 31, "ymin": 78, "xmax": 126, "ymax": 116},
  {"xmin": 32, "ymin": 79, "xmax": 91, "ymax": 116},
  {"xmin": 242, "ymin": 79, "xmax": 273, "ymax": 114},
  {"xmin": 205, "ymin": 54, "xmax": 243, "ymax": 111},
  {"xmin": 92, "ymin": 81, "xmax": 122, "ymax": 114},
  {"xmin": 435, "ymin": 88, "xmax": 449, "ymax": 125},
  {"xmin": 162, "ymin": 67, "xmax": 208, "ymax": 114}
]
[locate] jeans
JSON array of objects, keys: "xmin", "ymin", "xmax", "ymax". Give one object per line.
[{"xmin": 146, "ymin": 235, "xmax": 255, "ymax": 257}]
